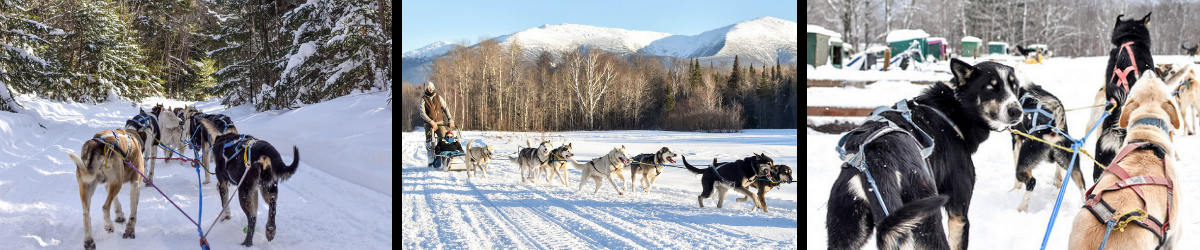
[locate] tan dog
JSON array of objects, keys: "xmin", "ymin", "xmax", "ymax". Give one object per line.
[
  {"xmin": 463, "ymin": 139, "xmax": 495, "ymax": 179},
  {"xmin": 1166, "ymin": 64, "xmax": 1200, "ymax": 135},
  {"xmin": 1068, "ymin": 71, "xmax": 1182, "ymax": 250},
  {"xmin": 67, "ymin": 129, "xmax": 146, "ymax": 250}
]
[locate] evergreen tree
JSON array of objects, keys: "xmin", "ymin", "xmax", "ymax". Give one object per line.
[
  {"xmin": 210, "ymin": 0, "xmax": 287, "ymax": 109},
  {"xmin": 774, "ymin": 58, "xmax": 781, "ymax": 81},
  {"xmin": 758, "ymin": 65, "xmax": 771, "ymax": 101},
  {"xmin": 749, "ymin": 62, "xmax": 756, "ymax": 85},
  {"xmin": 663, "ymin": 79, "xmax": 674, "ymax": 111},
  {"xmin": 267, "ymin": 0, "xmax": 390, "ymax": 111},
  {"xmin": 728, "ymin": 55, "xmax": 741, "ymax": 92},
  {"xmin": 689, "ymin": 58, "xmax": 701, "ymax": 88},
  {"xmin": 0, "ymin": 0, "xmax": 63, "ymax": 112},
  {"xmin": 43, "ymin": 0, "xmax": 161, "ymax": 103}
]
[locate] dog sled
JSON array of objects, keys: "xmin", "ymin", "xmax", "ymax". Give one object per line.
[{"xmin": 426, "ymin": 126, "xmax": 470, "ymax": 172}]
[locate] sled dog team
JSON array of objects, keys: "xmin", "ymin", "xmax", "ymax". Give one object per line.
[
  {"xmin": 70, "ymin": 104, "xmax": 300, "ymax": 249},
  {"xmin": 461, "ymin": 139, "xmax": 794, "ymax": 213},
  {"xmin": 826, "ymin": 13, "xmax": 1190, "ymax": 250}
]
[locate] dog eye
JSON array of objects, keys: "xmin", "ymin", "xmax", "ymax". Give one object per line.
[{"xmin": 986, "ymin": 85, "xmax": 994, "ymax": 90}]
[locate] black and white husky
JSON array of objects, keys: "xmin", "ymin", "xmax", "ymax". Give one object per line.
[
  {"xmin": 826, "ymin": 58, "xmax": 1023, "ymax": 250},
  {"xmin": 181, "ymin": 105, "xmax": 220, "ymax": 184},
  {"xmin": 627, "ymin": 147, "xmax": 678, "ymax": 193},
  {"xmin": 682, "ymin": 154, "xmax": 773, "ymax": 210},
  {"xmin": 211, "ymin": 133, "xmax": 300, "ymax": 247},
  {"xmin": 507, "ymin": 139, "xmax": 550, "ymax": 183},
  {"xmin": 126, "ymin": 109, "xmax": 161, "ymax": 185},
  {"xmin": 1010, "ymin": 83, "xmax": 1085, "ymax": 212}
]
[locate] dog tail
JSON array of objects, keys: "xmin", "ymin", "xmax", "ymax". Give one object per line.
[
  {"xmin": 875, "ymin": 195, "xmax": 950, "ymax": 250},
  {"xmin": 681, "ymin": 155, "xmax": 706, "ymax": 175},
  {"xmin": 466, "ymin": 139, "xmax": 475, "ymax": 150},
  {"xmin": 271, "ymin": 146, "xmax": 301, "ymax": 181}
]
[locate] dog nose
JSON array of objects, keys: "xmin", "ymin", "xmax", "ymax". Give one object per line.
[{"xmin": 1007, "ymin": 103, "xmax": 1022, "ymax": 119}]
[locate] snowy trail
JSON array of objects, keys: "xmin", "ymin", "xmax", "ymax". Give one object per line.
[
  {"xmin": 401, "ymin": 130, "xmax": 799, "ymax": 249},
  {"xmin": 0, "ymin": 92, "xmax": 392, "ymax": 249}
]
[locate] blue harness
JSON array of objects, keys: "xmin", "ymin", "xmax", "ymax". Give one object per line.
[{"xmin": 1019, "ymin": 93, "xmax": 1057, "ymax": 133}]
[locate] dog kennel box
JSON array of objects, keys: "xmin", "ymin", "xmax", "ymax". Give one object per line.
[
  {"xmin": 961, "ymin": 36, "xmax": 982, "ymax": 57},
  {"xmin": 807, "ymin": 25, "xmax": 837, "ymax": 67},
  {"xmin": 830, "ymin": 37, "xmax": 844, "ymax": 68},
  {"xmin": 886, "ymin": 29, "xmax": 929, "ymax": 63},
  {"xmin": 988, "ymin": 41, "xmax": 1009, "ymax": 55},
  {"xmin": 926, "ymin": 37, "xmax": 946, "ymax": 61}
]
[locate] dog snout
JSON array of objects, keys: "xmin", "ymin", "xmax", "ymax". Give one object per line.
[{"xmin": 1006, "ymin": 102, "xmax": 1022, "ymax": 120}]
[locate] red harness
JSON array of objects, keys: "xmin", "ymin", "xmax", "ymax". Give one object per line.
[
  {"xmin": 1109, "ymin": 41, "xmax": 1140, "ymax": 105},
  {"xmin": 1082, "ymin": 142, "xmax": 1173, "ymax": 246}
]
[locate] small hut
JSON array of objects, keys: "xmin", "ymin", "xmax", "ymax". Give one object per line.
[
  {"xmin": 830, "ymin": 37, "xmax": 844, "ymax": 68},
  {"xmin": 926, "ymin": 37, "xmax": 947, "ymax": 61},
  {"xmin": 961, "ymin": 36, "xmax": 982, "ymax": 58},
  {"xmin": 988, "ymin": 41, "xmax": 1009, "ymax": 55},
  {"xmin": 886, "ymin": 29, "xmax": 930, "ymax": 62},
  {"xmin": 807, "ymin": 25, "xmax": 838, "ymax": 67}
]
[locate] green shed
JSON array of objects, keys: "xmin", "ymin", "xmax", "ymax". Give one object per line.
[
  {"xmin": 807, "ymin": 25, "xmax": 837, "ymax": 67},
  {"xmin": 886, "ymin": 29, "xmax": 929, "ymax": 63},
  {"xmin": 988, "ymin": 41, "xmax": 1009, "ymax": 55},
  {"xmin": 961, "ymin": 36, "xmax": 982, "ymax": 58},
  {"xmin": 926, "ymin": 37, "xmax": 946, "ymax": 61}
]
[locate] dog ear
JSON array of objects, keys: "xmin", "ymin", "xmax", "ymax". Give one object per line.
[
  {"xmin": 949, "ymin": 58, "xmax": 975, "ymax": 89},
  {"xmin": 1165, "ymin": 98, "xmax": 1182, "ymax": 131},
  {"xmin": 1119, "ymin": 98, "xmax": 1141, "ymax": 128},
  {"xmin": 1142, "ymin": 12, "xmax": 1152, "ymax": 27},
  {"xmin": 1115, "ymin": 14, "xmax": 1125, "ymax": 28}
]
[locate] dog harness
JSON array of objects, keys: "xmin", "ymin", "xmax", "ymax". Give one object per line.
[
  {"xmin": 219, "ymin": 134, "xmax": 259, "ymax": 185},
  {"xmin": 208, "ymin": 114, "xmax": 235, "ymax": 134},
  {"xmin": 1083, "ymin": 118, "xmax": 1174, "ymax": 249},
  {"xmin": 1110, "ymin": 41, "xmax": 1141, "ymax": 105},
  {"xmin": 836, "ymin": 99, "xmax": 946, "ymax": 216},
  {"xmin": 1019, "ymin": 93, "xmax": 1057, "ymax": 133},
  {"xmin": 91, "ymin": 130, "xmax": 135, "ymax": 170}
]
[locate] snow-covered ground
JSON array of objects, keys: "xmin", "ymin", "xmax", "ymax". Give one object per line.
[
  {"xmin": 807, "ymin": 56, "xmax": 1200, "ymax": 248},
  {"xmin": 0, "ymin": 91, "xmax": 392, "ymax": 249},
  {"xmin": 401, "ymin": 129, "xmax": 798, "ymax": 249}
]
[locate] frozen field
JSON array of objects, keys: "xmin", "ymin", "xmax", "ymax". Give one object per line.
[{"xmin": 401, "ymin": 129, "xmax": 799, "ymax": 249}]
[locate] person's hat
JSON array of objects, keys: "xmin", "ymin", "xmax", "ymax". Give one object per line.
[
  {"xmin": 426, "ymin": 81, "xmax": 436, "ymax": 91},
  {"xmin": 445, "ymin": 131, "xmax": 455, "ymax": 137}
]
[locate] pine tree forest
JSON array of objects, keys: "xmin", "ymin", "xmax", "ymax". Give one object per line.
[{"xmin": 0, "ymin": 0, "xmax": 392, "ymax": 113}]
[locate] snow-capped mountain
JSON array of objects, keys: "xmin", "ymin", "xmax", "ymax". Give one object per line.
[
  {"xmin": 401, "ymin": 41, "xmax": 456, "ymax": 59},
  {"xmin": 402, "ymin": 16, "xmax": 797, "ymax": 84}
]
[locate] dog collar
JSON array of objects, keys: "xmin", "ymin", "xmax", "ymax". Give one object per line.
[{"xmin": 1130, "ymin": 117, "xmax": 1172, "ymax": 133}]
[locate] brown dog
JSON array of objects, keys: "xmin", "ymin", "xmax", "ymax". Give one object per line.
[
  {"xmin": 1166, "ymin": 64, "xmax": 1200, "ymax": 135},
  {"xmin": 736, "ymin": 164, "xmax": 793, "ymax": 213},
  {"xmin": 67, "ymin": 129, "xmax": 146, "ymax": 250},
  {"xmin": 1068, "ymin": 71, "xmax": 1182, "ymax": 250}
]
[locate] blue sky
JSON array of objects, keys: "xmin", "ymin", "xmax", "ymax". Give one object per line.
[{"xmin": 400, "ymin": 0, "xmax": 798, "ymax": 52}]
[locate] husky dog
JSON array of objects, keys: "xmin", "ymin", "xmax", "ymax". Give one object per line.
[
  {"xmin": 463, "ymin": 139, "xmax": 495, "ymax": 179},
  {"xmin": 1165, "ymin": 64, "xmax": 1200, "ymax": 135},
  {"xmin": 737, "ymin": 164, "xmax": 793, "ymax": 213},
  {"xmin": 125, "ymin": 109, "xmax": 161, "ymax": 186},
  {"xmin": 1011, "ymin": 83, "xmax": 1086, "ymax": 212},
  {"xmin": 152, "ymin": 104, "xmax": 186, "ymax": 162},
  {"xmin": 67, "ymin": 129, "xmax": 146, "ymax": 250},
  {"xmin": 203, "ymin": 113, "xmax": 239, "ymax": 135},
  {"xmin": 539, "ymin": 143, "xmax": 578, "ymax": 186},
  {"xmin": 827, "ymin": 58, "xmax": 1024, "ymax": 250},
  {"xmin": 627, "ymin": 147, "xmax": 677, "ymax": 193},
  {"xmin": 570, "ymin": 146, "xmax": 630, "ymax": 195},
  {"xmin": 682, "ymin": 154, "xmax": 773, "ymax": 210},
  {"xmin": 1069, "ymin": 71, "xmax": 1183, "ymax": 250},
  {"xmin": 1183, "ymin": 43, "xmax": 1200, "ymax": 58},
  {"xmin": 211, "ymin": 133, "xmax": 300, "ymax": 247},
  {"xmin": 1095, "ymin": 13, "xmax": 1155, "ymax": 182},
  {"xmin": 508, "ymin": 139, "xmax": 550, "ymax": 183},
  {"xmin": 181, "ymin": 105, "xmax": 220, "ymax": 184}
]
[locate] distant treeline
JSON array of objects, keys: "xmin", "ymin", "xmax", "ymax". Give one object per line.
[
  {"xmin": 808, "ymin": 0, "xmax": 1200, "ymax": 58},
  {"xmin": 400, "ymin": 38, "xmax": 798, "ymax": 133}
]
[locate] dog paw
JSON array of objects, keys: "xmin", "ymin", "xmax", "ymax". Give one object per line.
[
  {"xmin": 105, "ymin": 224, "xmax": 114, "ymax": 233},
  {"xmin": 122, "ymin": 228, "xmax": 135, "ymax": 239},
  {"xmin": 202, "ymin": 180, "xmax": 211, "ymax": 185},
  {"xmin": 84, "ymin": 239, "xmax": 96, "ymax": 250},
  {"xmin": 241, "ymin": 239, "xmax": 254, "ymax": 247},
  {"xmin": 115, "ymin": 216, "xmax": 125, "ymax": 223},
  {"xmin": 220, "ymin": 214, "xmax": 232, "ymax": 221}
]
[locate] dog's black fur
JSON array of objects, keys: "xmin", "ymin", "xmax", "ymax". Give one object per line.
[
  {"xmin": 212, "ymin": 133, "xmax": 300, "ymax": 247},
  {"xmin": 1183, "ymin": 43, "xmax": 1199, "ymax": 57},
  {"xmin": 126, "ymin": 109, "xmax": 160, "ymax": 149},
  {"xmin": 204, "ymin": 114, "xmax": 238, "ymax": 134},
  {"xmin": 826, "ymin": 58, "xmax": 1023, "ymax": 250},
  {"xmin": 1015, "ymin": 45, "xmax": 1038, "ymax": 57},
  {"xmin": 681, "ymin": 154, "xmax": 773, "ymax": 208},
  {"xmin": 1096, "ymin": 12, "xmax": 1154, "ymax": 181},
  {"xmin": 1011, "ymin": 83, "xmax": 1085, "ymax": 208}
]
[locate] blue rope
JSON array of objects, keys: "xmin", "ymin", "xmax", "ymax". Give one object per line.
[
  {"xmin": 1038, "ymin": 104, "xmax": 1112, "ymax": 250},
  {"xmin": 1099, "ymin": 220, "xmax": 1116, "ymax": 250},
  {"xmin": 862, "ymin": 166, "xmax": 890, "ymax": 216}
]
